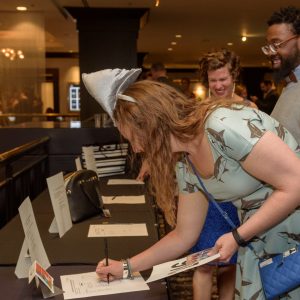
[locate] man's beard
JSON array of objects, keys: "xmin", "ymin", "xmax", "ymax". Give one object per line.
[{"xmin": 272, "ymin": 51, "xmax": 299, "ymax": 83}]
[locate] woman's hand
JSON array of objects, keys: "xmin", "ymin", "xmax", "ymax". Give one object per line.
[
  {"xmin": 96, "ymin": 259, "xmax": 123, "ymax": 282},
  {"xmin": 209, "ymin": 232, "xmax": 239, "ymax": 263}
]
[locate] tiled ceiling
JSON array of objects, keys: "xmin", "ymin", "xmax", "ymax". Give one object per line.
[{"xmin": 1, "ymin": 0, "xmax": 299, "ymax": 67}]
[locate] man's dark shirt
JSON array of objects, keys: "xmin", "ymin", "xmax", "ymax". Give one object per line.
[{"xmin": 256, "ymin": 89, "xmax": 279, "ymax": 115}]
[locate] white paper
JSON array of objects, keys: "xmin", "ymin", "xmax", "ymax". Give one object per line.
[
  {"xmin": 16, "ymin": 197, "xmax": 51, "ymax": 278},
  {"xmin": 107, "ymin": 179, "xmax": 144, "ymax": 185},
  {"xmin": 60, "ymin": 271, "xmax": 149, "ymax": 299},
  {"xmin": 15, "ymin": 239, "xmax": 32, "ymax": 278},
  {"xmin": 28, "ymin": 260, "xmax": 36, "ymax": 284},
  {"xmin": 82, "ymin": 146, "xmax": 97, "ymax": 173},
  {"xmin": 75, "ymin": 157, "xmax": 82, "ymax": 171},
  {"xmin": 88, "ymin": 224, "xmax": 148, "ymax": 237},
  {"xmin": 99, "ymin": 171, "xmax": 125, "ymax": 178},
  {"xmin": 48, "ymin": 218, "xmax": 58, "ymax": 234},
  {"xmin": 146, "ymin": 248, "xmax": 220, "ymax": 283},
  {"xmin": 102, "ymin": 195, "xmax": 145, "ymax": 204},
  {"xmin": 47, "ymin": 172, "xmax": 72, "ymax": 238},
  {"xmin": 96, "ymin": 158, "xmax": 126, "ymax": 167}
]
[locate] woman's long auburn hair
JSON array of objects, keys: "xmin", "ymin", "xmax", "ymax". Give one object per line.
[{"xmin": 114, "ymin": 80, "xmax": 242, "ymax": 226}]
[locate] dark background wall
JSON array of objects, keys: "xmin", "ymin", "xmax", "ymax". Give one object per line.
[{"xmin": 66, "ymin": 8, "xmax": 149, "ymax": 121}]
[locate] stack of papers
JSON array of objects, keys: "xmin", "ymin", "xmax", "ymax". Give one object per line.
[{"xmin": 82, "ymin": 144, "xmax": 128, "ymax": 177}]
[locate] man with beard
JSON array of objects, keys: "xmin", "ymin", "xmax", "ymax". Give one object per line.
[{"xmin": 262, "ymin": 6, "xmax": 300, "ymax": 144}]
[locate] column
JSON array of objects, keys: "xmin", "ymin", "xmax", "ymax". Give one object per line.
[{"xmin": 66, "ymin": 7, "xmax": 149, "ymax": 121}]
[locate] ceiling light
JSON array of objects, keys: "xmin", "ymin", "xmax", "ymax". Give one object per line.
[
  {"xmin": 175, "ymin": 34, "xmax": 182, "ymax": 38},
  {"xmin": 227, "ymin": 42, "xmax": 233, "ymax": 46},
  {"xmin": 241, "ymin": 36, "xmax": 247, "ymax": 42},
  {"xmin": 194, "ymin": 84, "xmax": 206, "ymax": 99},
  {"xmin": 155, "ymin": 0, "xmax": 160, "ymax": 7},
  {"xmin": 16, "ymin": 6, "xmax": 27, "ymax": 11},
  {"xmin": 171, "ymin": 42, "xmax": 177, "ymax": 45},
  {"xmin": 168, "ymin": 48, "xmax": 173, "ymax": 51}
]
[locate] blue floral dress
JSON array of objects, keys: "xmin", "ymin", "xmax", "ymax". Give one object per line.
[{"xmin": 176, "ymin": 106, "xmax": 300, "ymax": 299}]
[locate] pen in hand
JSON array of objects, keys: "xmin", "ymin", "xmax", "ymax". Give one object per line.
[{"xmin": 104, "ymin": 237, "xmax": 110, "ymax": 284}]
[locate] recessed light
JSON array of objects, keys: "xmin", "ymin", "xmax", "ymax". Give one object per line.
[
  {"xmin": 241, "ymin": 36, "xmax": 247, "ymax": 42},
  {"xmin": 16, "ymin": 6, "xmax": 27, "ymax": 11},
  {"xmin": 171, "ymin": 41, "xmax": 177, "ymax": 45},
  {"xmin": 175, "ymin": 34, "xmax": 182, "ymax": 38},
  {"xmin": 227, "ymin": 42, "xmax": 233, "ymax": 46},
  {"xmin": 168, "ymin": 48, "xmax": 173, "ymax": 51}
]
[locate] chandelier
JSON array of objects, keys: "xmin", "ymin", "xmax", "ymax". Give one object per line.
[{"xmin": 1, "ymin": 48, "xmax": 25, "ymax": 60}]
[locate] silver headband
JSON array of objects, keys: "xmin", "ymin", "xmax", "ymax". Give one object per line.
[{"xmin": 117, "ymin": 93, "xmax": 136, "ymax": 103}]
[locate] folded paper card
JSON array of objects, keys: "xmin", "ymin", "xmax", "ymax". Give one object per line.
[{"xmin": 146, "ymin": 248, "xmax": 220, "ymax": 283}]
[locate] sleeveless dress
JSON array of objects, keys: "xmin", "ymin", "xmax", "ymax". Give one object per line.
[{"xmin": 176, "ymin": 106, "xmax": 300, "ymax": 299}]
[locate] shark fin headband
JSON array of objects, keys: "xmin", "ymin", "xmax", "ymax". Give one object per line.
[{"xmin": 82, "ymin": 68, "xmax": 142, "ymax": 122}]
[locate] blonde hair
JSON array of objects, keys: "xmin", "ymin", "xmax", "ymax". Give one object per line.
[{"xmin": 114, "ymin": 80, "xmax": 242, "ymax": 226}]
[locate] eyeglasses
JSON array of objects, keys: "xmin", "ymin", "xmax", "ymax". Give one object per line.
[{"xmin": 261, "ymin": 35, "xmax": 298, "ymax": 55}]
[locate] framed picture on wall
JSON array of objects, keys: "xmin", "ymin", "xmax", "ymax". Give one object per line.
[{"xmin": 68, "ymin": 83, "xmax": 80, "ymax": 111}]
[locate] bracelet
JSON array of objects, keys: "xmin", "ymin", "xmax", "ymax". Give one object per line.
[
  {"xmin": 122, "ymin": 260, "xmax": 129, "ymax": 279},
  {"xmin": 126, "ymin": 258, "xmax": 134, "ymax": 280},
  {"xmin": 232, "ymin": 228, "xmax": 248, "ymax": 247},
  {"xmin": 122, "ymin": 259, "xmax": 134, "ymax": 280}
]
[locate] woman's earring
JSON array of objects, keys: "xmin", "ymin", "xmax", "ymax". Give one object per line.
[{"xmin": 231, "ymin": 83, "xmax": 236, "ymax": 98}]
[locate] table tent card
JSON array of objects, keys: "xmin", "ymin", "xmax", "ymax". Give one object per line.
[
  {"xmin": 15, "ymin": 197, "xmax": 51, "ymax": 279},
  {"xmin": 46, "ymin": 172, "xmax": 72, "ymax": 238},
  {"xmin": 82, "ymin": 146, "xmax": 97, "ymax": 173},
  {"xmin": 28, "ymin": 260, "xmax": 63, "ymax": 299},
  {"xmin": 75, "ymin": 157, "xmax": 82, "ymax": 171},
  {"xmin": 61, "ymin": 271, "xmax": 149, "ymax": 299},
  {"xmin": 146, "ymin": 248, "xmax": 221, "ymax": 283}
]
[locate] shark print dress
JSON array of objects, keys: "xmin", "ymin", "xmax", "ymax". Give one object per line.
[{"xmin": 175, "ymin": 106, "xmax": 300, "ymax": 300}]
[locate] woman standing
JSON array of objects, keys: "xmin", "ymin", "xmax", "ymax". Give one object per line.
[
  {"xmin": 190, "ymin": 49, "xmax": 256, "ymax": 300},
  {"xmin": 83, "ymin": 68, "xmax": 300, "ymax": 299}
]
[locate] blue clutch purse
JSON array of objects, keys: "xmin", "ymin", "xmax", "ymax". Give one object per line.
[{"xmin": 259, "ymin": 247, "xmax": 300, "ymax": 300}]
